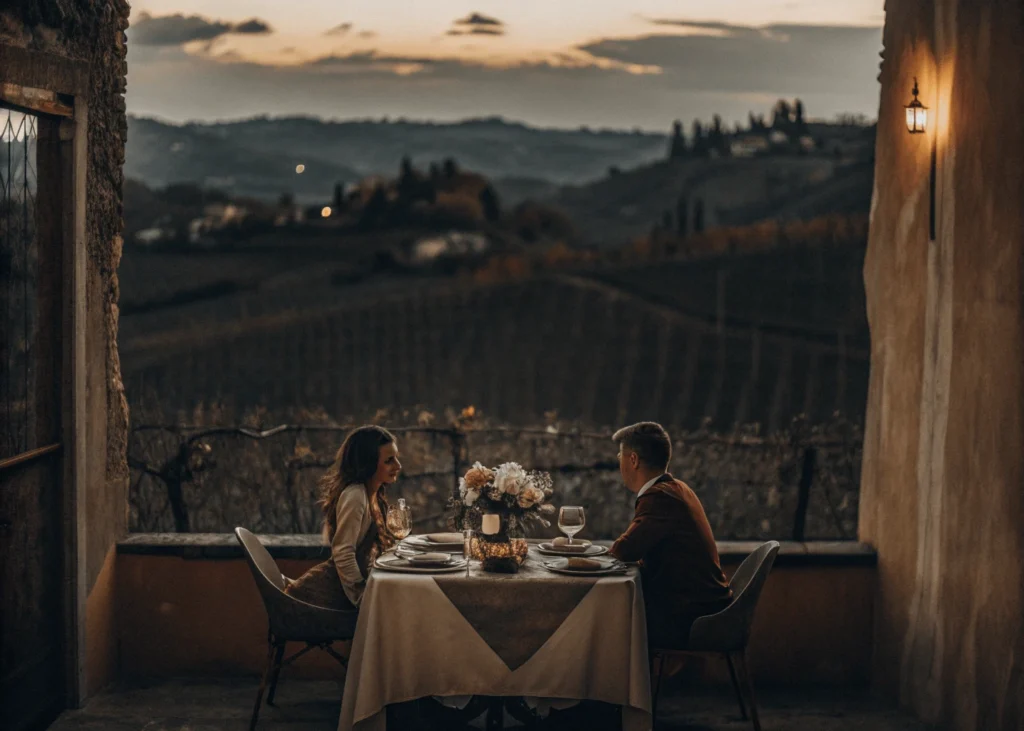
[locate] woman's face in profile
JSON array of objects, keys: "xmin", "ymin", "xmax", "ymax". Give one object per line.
[{"xmin": 374, "ymin": 441, "xmax": 402, "ymax": 485}]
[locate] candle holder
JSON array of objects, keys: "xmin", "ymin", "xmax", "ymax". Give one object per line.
[{"xmin": 472, "ymin": 522, "xmax": 528, "ymax": 574}]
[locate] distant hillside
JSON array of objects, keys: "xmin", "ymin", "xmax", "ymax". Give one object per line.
[
  {"xmin": 548, "ymin": 147, "xmax": 874, "ymax": 248},
  {"xmin": 125, "ymin": 115, "xmax": 667, "ymax": 202},
  {"xmin": 126, "ymin": 117, "xmax": 361, "ymax": 201},
  {"xmin": 119, "ymin": 228, "xmax": 869, "ymax": 432}
]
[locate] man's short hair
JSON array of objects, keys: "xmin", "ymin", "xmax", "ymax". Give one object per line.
[{"xmin": 613, "ymin": 422, "xmax": 672, "ymax": 472}]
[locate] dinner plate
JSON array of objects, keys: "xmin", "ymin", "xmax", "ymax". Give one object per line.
[
  {"xmin": 403, "ymin": 535, "xmax": 465, "ymax": 551},
  {"xmin": 374, "ymin": 555, "xmax": 468, "ymax": 574},
  {"xmin": 407, "ymin": 552, "xmax": 453, "ymax": 567},
  {"xmin": 535, "ymin": 543, "xmax": 608, "ymax": 557},
  {"xmin": 541, "ymin": 558, "xmax": 628, "ymax": 576}
]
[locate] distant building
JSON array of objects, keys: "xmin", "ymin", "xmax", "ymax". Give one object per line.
[
  {"xmin": 730, "ymin": 135, "xmax": 771, "ymax": 158},
  {"xmin": 408, "ymin": 231, "xmax": 489, "ymax": 266}
]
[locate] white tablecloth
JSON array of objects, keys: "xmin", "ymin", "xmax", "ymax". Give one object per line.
[{"xmin": 338, "ymin": 552, "xmax": 652, "ymax": 731}]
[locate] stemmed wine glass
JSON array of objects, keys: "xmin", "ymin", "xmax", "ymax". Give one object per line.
[
  {"xmin": 558, "ymin": 506, "xmax": 586, "ymax": 545},
  {"xmin": 387, "ymin": 498, "xmax": 412, "ymax": 541}
]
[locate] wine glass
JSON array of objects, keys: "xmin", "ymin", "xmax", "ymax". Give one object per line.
[
  {"xmin": 463, "ymin": 528, "xmax": 474, "ymax": 576},
  {"xmin": 387, "ymin": 498, "xmax": 411, "ymax": 541},
  {"xmin": 558, "ymin": 506, "xmax": 586, "ymax": 545}
]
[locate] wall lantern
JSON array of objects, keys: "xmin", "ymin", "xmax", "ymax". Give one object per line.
[{"xmin": 905, "ymin": 78, "xmax": 928, "ymax": 134}]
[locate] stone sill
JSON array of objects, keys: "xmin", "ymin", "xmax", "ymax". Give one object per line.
[{"xmin": 118, "ymin": 533, "xmax": 876, "ymax": 567}]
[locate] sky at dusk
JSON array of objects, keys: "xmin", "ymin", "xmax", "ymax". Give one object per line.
[{"xmin": 125, "ymin": 1, "xmax": 886, "ymax": 130}]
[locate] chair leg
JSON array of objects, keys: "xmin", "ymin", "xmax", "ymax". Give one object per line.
[
  {"xmin": 650, "ymin": 653, "xmax": 665, "ymax": 726},
  {"xmin": 250, "ymin": 640, "xmax": 276, "ymax": 731},
  {"xmin": 725, "ymin": 652, "xmax": 749, "ymax": 720},
  {"xmin": 735, "ymin": 651, "xmax": 762, "ymax": 731},
  {"xmin": 266, "ymin": 642, "xmax": 286, "ymax": 706}
]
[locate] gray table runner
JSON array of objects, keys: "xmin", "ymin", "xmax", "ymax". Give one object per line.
[{"xmin": 432, "ymin": 556, "xmax": 604, "ymax": 670}]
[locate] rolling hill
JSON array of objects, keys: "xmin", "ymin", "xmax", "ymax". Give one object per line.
[
  {"xmin": 118, "ymin": 234, "xmax": 869, "ymax": 433},
  {"xmin": 549, "ymin": 154, "xmax": 874, "ymax": 249},
  {"xmin": 125, "ymin": 115, "xmax": 668, "ymax": 203}
]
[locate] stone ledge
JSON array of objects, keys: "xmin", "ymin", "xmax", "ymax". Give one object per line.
[{"xmin": 118, "ymin": 533, "xmax": 877, "ymax": 567}]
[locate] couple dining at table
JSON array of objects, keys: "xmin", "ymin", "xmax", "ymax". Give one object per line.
[{"xmin": 284, "ymin": 420, "xmax": 733, "ymax": 652}]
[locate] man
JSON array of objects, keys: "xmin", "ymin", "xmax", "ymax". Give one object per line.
[{"xmin": 609, "ymin": 422, "xmax": 732, "ymax": 649}]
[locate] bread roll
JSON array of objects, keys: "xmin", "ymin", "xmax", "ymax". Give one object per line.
[
  {"xmin": 566, "ymin": 557, "xmax": 602, "ymax": 570},
  {"xmin": 552, "ymin": 536, "xmax": 591, "ymax": 548}
]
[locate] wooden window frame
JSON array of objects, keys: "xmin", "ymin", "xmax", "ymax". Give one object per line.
[{"xmin": 0, "ymin": 45, "xmax": 90, "ymax": 709}]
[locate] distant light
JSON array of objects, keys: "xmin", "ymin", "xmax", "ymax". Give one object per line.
[
  {"xmin": 321, "ymin": 206, "xmax": 332, "ymax": 218},
  {"xmin": 295, "ymin": 164, "xmax": 306, "ymax": 174}
]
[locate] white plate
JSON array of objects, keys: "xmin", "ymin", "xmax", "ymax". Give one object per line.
[
  {"xmin": 541, "ymin": 558, "xmax": 628, "ymax": 576},
  {"xmin": 403, "ymin": 535, "xmax": 465, "ymax": 551},
  {"xmin": 374, "ymin": 556, "xmax": 468, "ymax": 574},
  {"xmin": 536, "ymin": 543, "xmax": 608, "ymax": 557}
]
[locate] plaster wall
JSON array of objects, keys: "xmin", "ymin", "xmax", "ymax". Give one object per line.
[
  {"xmin": 115, "ymin": 552, "xmax": 875, "ymax": 687},
  {"xmin": 860, "ymin": 1, "xmax": 1024, "ymax": 728}
]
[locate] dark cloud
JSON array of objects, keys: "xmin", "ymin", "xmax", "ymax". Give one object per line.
[
  {"xmin": 129, "ymin": 13, "xmax": 231, "ymax": 46},
  {"xmin": 233, "ymin": 18, "xmax": 272, "ymax": 35},
  {"xmin": 645, "ymin": 18, "xmax": 752, "ymax": 35},
  {"xmin": 357, "ymin": 30, "xmax": 378, "ymax": 39},
  {"xmin": 579, "ymin": 24, "xmax": 882, "ymax": 95},
  {"xmin": 447, "ymin": 12, "xmax": 505, "ymax": 37},
  {"xmin": 446, "ymin": 27, "xmax": 505, "ymax": 37},
  {"xmin": 125, "ymin": 21, "xmax": 881, "ymax": 130},
  {"xmin": 129, "ymin": 13, "xmax": 272, "ymax": 46},
  {"xmin": 326, "ymin": 22, "xmax": 352, "ymax": 36},
  {"xmin": 454, "ymin": 13, "xmax": 504, "ymax": 27},
  {"xmin": 310, "ymin": 51, "xmax": 441, "ymax": 69}
]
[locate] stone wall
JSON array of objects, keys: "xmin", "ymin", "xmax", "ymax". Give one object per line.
[
  {"xmin": 860, "ymin": 1, "xmax": 1024, "ymax": 729},
  {"xmin": 1, "ymin": 0, "xmax": 131, "ymax": 700}
]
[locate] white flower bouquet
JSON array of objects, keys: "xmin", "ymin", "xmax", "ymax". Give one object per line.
[{"xmin": 447, "ymin": 461, "xmax": 555, "ymax": 535}]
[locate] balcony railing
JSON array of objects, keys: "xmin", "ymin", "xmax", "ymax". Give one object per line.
[{"xmin": 127, "ymin": 417, "xmax": 862, "ymax": 541}]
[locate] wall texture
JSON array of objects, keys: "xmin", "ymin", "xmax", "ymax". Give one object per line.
[
  {"xmin": 859, "ymin": 1, "xmax": 1024, "ymax": 729},
  {"xmin": 115, "ymin": 546, "xmax": 875, "ymax": 687},
  {"xmin": 1, "ymin": 0, "xmax": 131, "ymax": 699}
]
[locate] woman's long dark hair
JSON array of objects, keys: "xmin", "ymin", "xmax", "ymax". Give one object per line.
[{"xmin": 319, "ymin": 425, "xmax": 398, "ymax": 547}]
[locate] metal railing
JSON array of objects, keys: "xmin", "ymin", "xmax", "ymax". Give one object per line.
[{"xmin": 127, "ymin": 420, "xmax": 861, "ymax": 540}]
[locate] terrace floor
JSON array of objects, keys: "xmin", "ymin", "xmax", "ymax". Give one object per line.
[{"xmin": 50, "ymin": 678, "xmax": 935, "ymax": 731}]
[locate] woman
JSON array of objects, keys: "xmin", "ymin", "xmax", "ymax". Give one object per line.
[{"xmin": 285, "ymin": 425, "xmax": 402, "ymax": 609}]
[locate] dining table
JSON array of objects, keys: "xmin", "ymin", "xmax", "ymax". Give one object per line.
[{"xmin": 337, "ymin": 539, "xmax": 653, "ymax": 731}]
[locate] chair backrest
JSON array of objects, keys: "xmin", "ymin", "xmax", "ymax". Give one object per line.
[
  {"xmin": 234, "ymin": 527, "xmax": 359, "ymax": 642},
  {"xmin": 728, "ymin": 541, "xmax": 778, "ymax": 598},
  {"xmin": 687, "ymin": 540, "xmax": 781, "ymax": 651},
  {"xmin": 235, "ymin": 527, "xmax": 286, "ymax": 592}
]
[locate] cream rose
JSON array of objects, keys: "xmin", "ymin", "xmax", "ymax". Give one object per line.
[{"xmin": 494, "ymin": 462, "xmax": 527, "ymax": 496}]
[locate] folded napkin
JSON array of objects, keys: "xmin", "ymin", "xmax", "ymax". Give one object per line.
[
  {"xmin": 425, "ymin": 532, "xmax": 464, "ymax": 543},
  {"xmin": 550, "ymin": 542, "xmax": 589, "ymax": 553},
  {"xmin": 552, "ymin": 536, "xmax": 591, "ymax": 549},
  {"xmin": 410, "ymin": 552, "xmax": 451, "ymax": 562},
  {"xmin": 566, "ymin": 557, "xmax": 603, "ymax": 571}
]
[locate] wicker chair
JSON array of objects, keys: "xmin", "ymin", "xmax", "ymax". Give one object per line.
[
  {"xmin": 234, "ymin": 527, "xmax": 359, "ymax": 730},
  {"xmin": 650, "ymin": 540, "xmax": 781, "ymax": 731}
]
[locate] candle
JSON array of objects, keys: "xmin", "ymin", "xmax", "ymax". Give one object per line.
[{"xmin": 481, "ymin": 513, "xmax": 500, "ymax": 535}]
